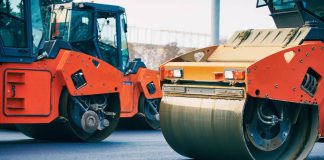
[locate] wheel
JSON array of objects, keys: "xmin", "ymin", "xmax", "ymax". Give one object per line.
[
  {"xmin": 160, "ymin": 96, "xmax": 319, "ymax": 159},
  {"xmin": 17, "ymin": 89, "xmax": 120, "ymax": 142},
  {"xmin": 138, "ymin": 94, "xmax": 161, "ymax": 130},
  {"xmin": 243, "ymin": 98, "xmax": 319, "ymax": 160}
]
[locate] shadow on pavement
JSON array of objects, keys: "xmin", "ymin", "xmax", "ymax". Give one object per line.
[{"xmin": 0, "ymin": 139, "xmax": 127, "ymax": 145}]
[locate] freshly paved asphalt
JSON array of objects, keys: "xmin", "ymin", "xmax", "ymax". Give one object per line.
[{"xmin": 0, "ymin": 129, "xmax": 323, "ymax": 160}]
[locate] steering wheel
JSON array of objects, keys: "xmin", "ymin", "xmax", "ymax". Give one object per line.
[
  {"xmin": 98, "ymin": 41, "xmax": 119, "ymax": 67},
  {"xmin": 98, "ymin": 41, "xmax": 117, "ymax": 56},
  {"xmin": 312, "ymin": 7, "xmax": 324, "ymax": 17},
  {"xmin": 0, "ymin": 14, "xmax": 12, "ymax": 29},
  {"xmin": 70, "ymin": 24, "xmax": 91, "ymax": 41}
]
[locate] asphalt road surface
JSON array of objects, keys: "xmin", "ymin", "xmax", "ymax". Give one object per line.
[{"xmin": 0, "ymin": 129, "xmax": 323, "ymax": 160}]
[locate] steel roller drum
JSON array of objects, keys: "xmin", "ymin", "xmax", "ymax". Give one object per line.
[{"xmin": 160, "ymin": 96, "xmax": 319, "ymax": 160}]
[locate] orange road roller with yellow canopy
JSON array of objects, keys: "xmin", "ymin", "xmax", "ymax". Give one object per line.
[{"xmin": 160, "ymin": 0, "xmax": 324, "ymax": 159}]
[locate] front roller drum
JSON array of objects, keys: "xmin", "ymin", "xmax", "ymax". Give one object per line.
[{"xmin": 160, "ymin": 96, "xmax": 319, "ymax": 160}]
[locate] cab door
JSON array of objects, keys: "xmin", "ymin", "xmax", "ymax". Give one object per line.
[{"xmin": 96, "ymin": 12, "xmax": 119, "ymax": 68}]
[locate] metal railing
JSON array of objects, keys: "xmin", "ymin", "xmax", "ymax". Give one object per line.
[{"xmin": 127, "ymin": 26, "xmax": 211, "ymax": 48}]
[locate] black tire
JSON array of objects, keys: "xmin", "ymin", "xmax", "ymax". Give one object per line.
[
  {"xmin": 138, "ymin": 94, "xmax": 161, "ymax": 130},
  {"xmin": 0, "ymin": 125, "xmax": 17, "ymax": 130},
  {"xmin": 17, "ymin": 89, "xmax": 120, "ymax": 142},
  {"xmin": 242, "ymin": 98, "xmax": 319, "ymax": 160}
]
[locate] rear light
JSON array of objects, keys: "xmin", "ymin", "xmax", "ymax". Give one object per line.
[
  {"xmin": 233, "ymin": 70, "xmax": 245, "ymax": 80},
  {"xmin": 164, "ymin": 70, "xmax": 174, "ymax": 78},
  {"xmin": 224, "ymin": 69, "xmax": 246, "ymax": 80},
  {"xmin": 214, "ymin": 72, "xmax": 224, "ymax": 81},
  {"xmin": 163, "ymin": 69, "xmax": 183, "ymax": 78}
]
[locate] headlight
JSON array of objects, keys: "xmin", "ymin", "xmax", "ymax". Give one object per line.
[
  {"xmin": 224, "ymin": 70, "xmax": 234, "ymax": 79},
  {"xmin": 173, "ymin": 69, "xmax": 183, "ymax": 78}
]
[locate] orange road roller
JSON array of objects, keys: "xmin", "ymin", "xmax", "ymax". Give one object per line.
[
  {"xmin": 160, "ymin": 0, "xmax": 324, "ymax": 159},
  {"xmin": 0, "ymin": 0, "xmax": 162, "ymax": 142}
]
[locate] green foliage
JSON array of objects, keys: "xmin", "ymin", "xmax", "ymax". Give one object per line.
[
  {"xmin": 5, "ymin": 0, "xmax": 12, "ymax": 13},
  {"xmin": 0, "ymin": 0, "xmax": 5, "ymax": 11}
]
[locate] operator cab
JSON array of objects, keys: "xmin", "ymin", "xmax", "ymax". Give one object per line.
[
  {"xmin": 0, "ymin": 0, "xmax": 71, "ymax": 63},
  {"xmin": 257, "ymin": 0, "xmax": 324, "ymax": 28},
  {"xmin": 48, "ymin": 2, "xmax": 130, "ymax": 72}
]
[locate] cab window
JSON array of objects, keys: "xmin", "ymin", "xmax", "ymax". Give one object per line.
[
  {"xmin": 0, "ymin": 0, "xmax": 27, "ymax": 48},
  {"xmin": 120, "ymin": 13, "xmax": 129, "ymax": 71},
  {"xmin": 257, "ymin": 0, "xmax": 268, "ymax": 7},
  {"xmin": 31, "ymin": 0, "xmax": 43, "ymax": 52},
  {"xmin": 97, "ymin": 12, "xmax": 118, "ymax": 67},
  {"xmin": 69, "ymin": 10, "xmax": 97, "ymax": 56},
  {"xmin": 50, "ymin": 6, "xmax": 70, "ymax": 40},
  {"xmin": 272, "ymin": 0, "xmax": 296, "ymax": 11},
  {"xmin": 69, "ymin": 10, "xmax": 93, "ymax": 42},
  {"xmin": 302, "ymin": 0, "xmax": 324, "ymax": 20}
]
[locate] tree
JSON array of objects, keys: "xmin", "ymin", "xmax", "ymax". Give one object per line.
[
  {"xmin": 5, "ymin": 0, "xmax": 11, "ymax": 14},
  {"xmin": 0, "ymin": 0, "xmax": 5, "ymax": 11},
  {"xmin": 17, "ymin": 0, "xmax": 23, "ymax": 18},
  {"xmin": 163, "ymin": 42, "xmax": 180, "ymax": 61}
]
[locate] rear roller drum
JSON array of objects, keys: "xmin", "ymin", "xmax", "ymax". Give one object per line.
[
  {"xmin": 17, "ymin": 89, "xmax": 120, "ymax": 142},
  {"xmin": 160, "ymin": 96, "xmax": 319, "ymax": 159}
]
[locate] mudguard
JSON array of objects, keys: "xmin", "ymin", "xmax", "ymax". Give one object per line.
[
  {"xmin": 56, "ymin": 50, "xmax": 123, "ymax": 96},
  {"xmin": 247, "ymin": 43, "xmax": 324, "ymax": 105},
  {"xmin": 136, "ymin": 68, "xmax": 162, "ymax": 100}
]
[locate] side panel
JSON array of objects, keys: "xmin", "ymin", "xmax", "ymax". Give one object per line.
[
  {"xmin": 119, "ymin": 68, "xmax": 162, "ymax": 118},
  {"xmin": 56, "ymin": 51, "xmax": 124, "ymax": 96},
  {"xmin": 119, "ymin": 80, "xmax": 141, "ymax": 118},
  {"xmin": 137, "ymin": 68, "xmax": 162, "ymax": 99},
  {"xmin": 3, "ymin": 70, "xmax": 51, "ymax": 116},
  {"xmin": 0, "ymin": 52, "xmax": 66, "ymax": 124},
  {"xmin": 120, "ymin": 81, "xmax": 134, "ymax": 113}
]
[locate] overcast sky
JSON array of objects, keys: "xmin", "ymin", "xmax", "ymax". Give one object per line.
[{"xmin": 75, "ymin": 0, "xmax": 276, "ymax": 38}]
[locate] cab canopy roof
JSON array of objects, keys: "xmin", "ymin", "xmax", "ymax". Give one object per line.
[
  {"xmin": 77, "ymin": 2, "xmax": 125, "ymax": 13},
  {"xmin": 257, "ymin": 0, "xmax": 324, "ymax": 28}
]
